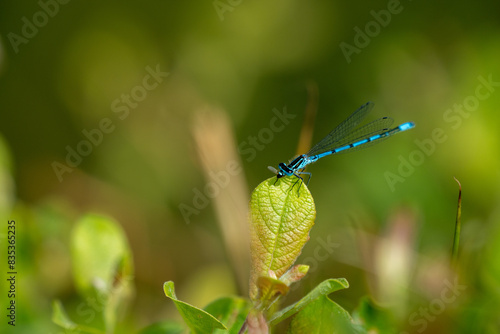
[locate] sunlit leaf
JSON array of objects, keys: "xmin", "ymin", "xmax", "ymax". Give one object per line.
[{"xmin": 249, "ymin": 176, "xmax": 316, "ymax": 301}]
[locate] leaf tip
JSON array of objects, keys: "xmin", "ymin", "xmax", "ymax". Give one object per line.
[{"xmin": 163, "ymin": 281, "xmax": 176, "ymax": 299}]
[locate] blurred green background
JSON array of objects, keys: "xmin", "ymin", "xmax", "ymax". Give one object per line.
[{"xmin": 1, "ymin": 0, "xmax": 500, "ymax": 333}]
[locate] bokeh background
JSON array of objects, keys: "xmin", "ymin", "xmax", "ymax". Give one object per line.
[{"xmin": 1, "ymin": 0, "xmax": 500, "ymax": 333}]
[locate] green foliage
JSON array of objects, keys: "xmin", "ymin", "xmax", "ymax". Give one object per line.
[
  {"xmin": 287, "ymin": 295, "xmax": 361, "ymax": 334},
  {"xmin": 163, "ymin": 177, "xmax": 366, "ymax": 333},
  {"xmin": 269, "ymin": 278, "xmax": 350, "ymax": 325},
  {"xmin": 71, "ymin": 214, "xmax": 134, "ymax": 295},
  {"xmin": 243, "ymin": 177, "xmax": 362, "ymax": 332},
  {"xmin": 163, "ymin": 281, "xmax": 227, "ymax": 333},
  {"xmin": 52, "ymin": 214, "xmax": 134, "ymax": 333},
  {"xmin": 163, "ymin": 281, "xmax": 252, "ymax": 333}
]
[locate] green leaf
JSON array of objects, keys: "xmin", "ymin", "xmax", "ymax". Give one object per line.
[
  {"xmin": 163, "ymin": 281, "xmax": 227, "ymax": 333},
  {"xmin": 269, "ymin": 278, "xmax": 349, "ymax": 325},
  {"xmin": 71, "ymin": 214, "xmax": 133, "ymax": 294},
  {"xmin": 249, "ymin": 177, "xmax": 316, "ymax": 300},
  {"xmin": 287, "ymin": 295, "xmax": 364, "ymax": 334},
  {"xmin": 351, "ymin": 296, "xmax": 395, "ymax": 333},
  {"xmin": 71, "ymin": 214, "xmax": 134, "ymax": 331},
  {"xmin": 204, "ymin": 297, "xmax": 252, "ymax": 333}
]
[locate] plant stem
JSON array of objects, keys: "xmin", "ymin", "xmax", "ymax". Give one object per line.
[{"xmin": 451, "ymin": 177, "xmax": 462, "ymax": 269}]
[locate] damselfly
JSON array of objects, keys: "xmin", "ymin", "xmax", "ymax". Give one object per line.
[{"xmin": 268, "ymin": 101, "xmax": 415, "ymax": 186}]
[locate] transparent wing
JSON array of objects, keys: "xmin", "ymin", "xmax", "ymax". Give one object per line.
[
  {"xmin": 324, "ymin": 117, "xmax": 395, "ymax": 155},
  {"xmin": 334, "ymin": 116, "xmax": 394, "ymax": 148},
  {"xmin": 307, "ymin": 102, "xmax": 374, "ymax": 156}
]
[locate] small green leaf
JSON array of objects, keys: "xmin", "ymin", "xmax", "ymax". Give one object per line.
[
  {"xmin": 249, "ymin": 177, "xmax": 316, "ymax": 300},
  {"xmin": 257, "ymin": 276, "xmax": 290, "ymax": 306},
  {"xmin": 269, "ymin": 278, "xmax": 349, "ymax": 325},
  {"xmin": 163, "ymin": 281, "xmax": 227, "ymax": 333},
  {"xmin": 204, "ymin": 297, "xmax": 252, "ymax": 333},
  {"xmin": 280, "ymin": 264, "xmax": 310, "ymax": 286}
]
